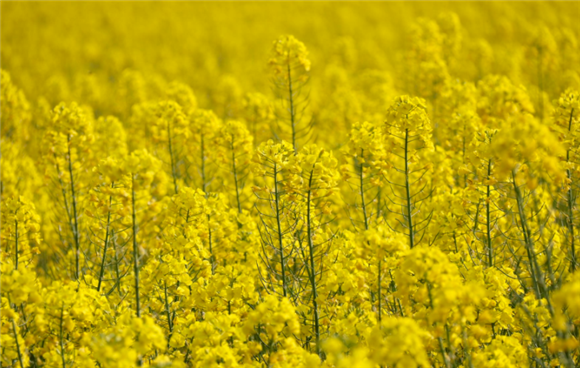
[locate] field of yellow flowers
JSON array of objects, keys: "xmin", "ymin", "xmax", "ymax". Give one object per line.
[{"xmin": 1, "ymin": 1, "xmax": 580, "ymax": 367}]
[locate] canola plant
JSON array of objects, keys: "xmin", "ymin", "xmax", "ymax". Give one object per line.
[{"xmin": 1, "ymin": 2, "xmax": 580, "ymax": 367}]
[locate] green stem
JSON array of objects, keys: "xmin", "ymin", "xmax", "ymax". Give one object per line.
[
  {"xmin": 359, "ymin": 149, "xmax": 381, "ymax": 320},
  {"xmin": 566, "ymin": 108, "xmax": 576, "ymax": 271},
  {"xmin": 12, "ymin": 319, "xmax": 24, "ymax": 368},
  {"xmin": 14, "ymin": 219, "xmax": 18, "ymax": 270},
  {"xmin": 404, "ymin": 129, "xmax": 414, "ymax": 248},
  {"xmin": 67, "ymin": 135, "xmax": 81, "ymax": 280},
  {"xmin": 427, "ymin": 281, "xmax": 451, "ymax": 368},
  {"xmin": 274, "ymin": 164, "xmax": 288, "ymax": 297},
  {"xmin": 207, "ymin": 214, "xmax": 215, "ymax": 274},
  {"xmin": 512, "ymin": 171, "xmax": 542, "ymax": 300},
  {"xmin": 131, "ymin": 174, "xmax": 141, "ymax": 317},
  {"xmin": 306, "ymin": 168, "xmax": 320, "ymax": 357},
  {"xmin": 53, "ymin": 157, "xmax": 77, "ymax": 277},
  {"xmin": 164, "ymin": 281, "xmax": 173, "ymax": 349},
  {"xmin": 97, "ymin": 190, "xmax": 113, "ymax": 292},
  {"xmin": 359, "ymin": 150, "xmax": 369, "ymax": 230}
]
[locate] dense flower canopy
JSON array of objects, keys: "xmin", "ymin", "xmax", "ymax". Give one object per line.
[{"xmin": 1, "ymin": 2, "xmax": 580, "ymax": 368}]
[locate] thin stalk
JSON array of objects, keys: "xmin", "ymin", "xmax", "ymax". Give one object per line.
[
  {"xmin": 306, "ymin": 169, "xmax": 321, "ymax": 357},
  {"xmin": 67, "ymin": 135, "xmax": 81, "ymax": 280},
  {"xmin": 131, "ymin": 175, "xmax": 141, "ymax": 317},
  {"xmin": 486, "ymin": 159, "xmax": 493, "ymax": 267},
  {"xmin": 54, "ymin": 157, "xmax": 77, "ymax": 275},
  {"xmin": 512, "ymin": 172, "xmax": 542, "ymax": 300},
  {"xmin": 359, "ymin": 150, "xmax": 381, "ymax": 321},
  {"xmin": 359, "ymin": 150, "xmax": 369, "ymax": 230},
  {"xmin": 164, "ymin": 281, "xmax": 173, "ymax": 349},
  {"xmin": 566, "ymin": 108, "xmax": 576, "ymax": 271},
  {"xmin": 18, "ymin": 303, "xmax": 29, "ymax": 334},
  {"xmin": 111, "ymin": 229, "xmax": 122, "ymax": 295},
  {"xmin": 207, "ymin": 214, "xmax": 215, "ymax": 274},
  {"xmin": 14, "ymin": 219, "xmax": 19, "ymax": 270},
  {"xmin": 404, "ymin": 129, "xmax": 414, "ymax": 248},
  {"xmin": 427, "ymin": 282, "xmax": 451, "ymax": 368},
  {"xmin": 12, "ymin": 319, "xmax": 24, "ymax": 368},
  {"xmin": 274, "ymin": 164, "xmax": 288, "ymax": 297},
  {"xmin": 97, "ymin": 191, "xmax": 113, "ymax": 292}
]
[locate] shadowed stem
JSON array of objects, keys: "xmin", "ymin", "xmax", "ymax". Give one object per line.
[
  {"xmin": 14, "ymin": 218, "xmax": 19, "ymax": 270},
  {"xmin": 486, "ymin": 159, "xmax": 493, "ymax": 268},
  {"xmin": 132, "ymin": 174, "xmax": 141, "ymax": 317},
  {"xmin": 566, "ymin": 108, "xmax": 576, "ymax": 271},
  {"xmin": 404, "ymin": 129, "xmax": 414, "ymax": 248},
  {"xmin": 274, "ymin": 163, "xmax": 288, "ymax": 297},
  {"xmin": 97, "ymin": 187, "xmax": 114, "ymax": 292},
  {"xmin": 512, "ymin": 171, "xmax": 543, "ymax": 300},
  {"xmin": 164, "ymin": 281, "xmax": 173, "ymax": 349},
  {"xmin": 67, "ymin": 135, "xmax": 81, "ymax": 280},
  {"xmin": 12, "ymin": 318, "xmax": 24, "ymax": 368},
  {"xmin": 359, "ymin": 149, "xmax": 382, "ymax": 321},
  {"xmin": 306, "ymin": 168, "xmax": 320, "ymax": 357}
]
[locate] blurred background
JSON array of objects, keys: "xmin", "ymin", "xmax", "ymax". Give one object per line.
[{"xmin": 2, "ymin": 2, "xmax": 578, "ymax": 126}]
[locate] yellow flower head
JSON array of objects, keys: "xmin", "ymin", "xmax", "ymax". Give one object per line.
[{"xmin": 269, "ymin": 35, "xmax": 311, "ymax": 81}]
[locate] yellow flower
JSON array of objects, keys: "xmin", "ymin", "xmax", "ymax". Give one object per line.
[
  {"xmin": 269, "ymin": 35, "xmax": 311, "ymax": 80},
  {"xmin": 367, "ymin": 317, "xmax": 431, "ymax": 368}
]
